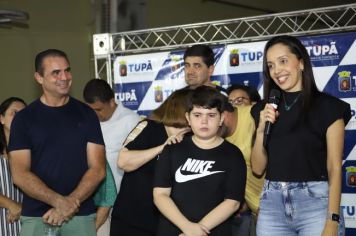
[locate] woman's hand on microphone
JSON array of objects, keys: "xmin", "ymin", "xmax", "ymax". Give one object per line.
[{"xmin": 257, "ymin": 103, "xmax": 279, "ymax": 133}]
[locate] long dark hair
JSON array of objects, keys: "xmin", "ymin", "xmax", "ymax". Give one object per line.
[
  {"xmin": 262, "ymin": 35, "xmax": 320, "ymax": 113},
  {"xmin": 0, "ymin": 97, "xmax": 26, "ymax": 154}
]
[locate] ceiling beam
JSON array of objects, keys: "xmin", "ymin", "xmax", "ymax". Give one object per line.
[{"xmin": 203, "ymin": 0, "xmax": 276, "ymax": 14}]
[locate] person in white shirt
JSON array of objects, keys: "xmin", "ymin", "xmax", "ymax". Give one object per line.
[{"xmin": 83, "ymin": 78, "xmax": 140, "ymax": 236}]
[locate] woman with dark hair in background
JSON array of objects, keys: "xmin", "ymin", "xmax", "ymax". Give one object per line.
[
  {"xmin": 110, "ymin": 89, "xmax": 191, "ymax": 236},
  {"xmin": 0, "ymin": 97, "xmax": 26, "ymax": 236},
  {"xmin": 251, "ymin": 35, "xmax": 351, "ymax": 235}
]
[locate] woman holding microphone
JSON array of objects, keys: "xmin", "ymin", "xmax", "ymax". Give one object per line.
[{"xmin": 251, "ymin": 35, "xmax": 351, "ymax": 236}]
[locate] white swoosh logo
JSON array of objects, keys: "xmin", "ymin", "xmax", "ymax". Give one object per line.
[{"xmin": 175, "ymin": 166, "xmax": 224, "ymax": 183}]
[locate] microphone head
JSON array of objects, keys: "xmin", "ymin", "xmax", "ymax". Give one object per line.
[{"xmin": 268, "ymin": 89, "xmax": 281, "ymax": 105}]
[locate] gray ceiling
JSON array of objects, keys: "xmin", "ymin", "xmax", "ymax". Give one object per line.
[{"xmin": 204, "ymin": 0, "xmax": 356, "ymax": 15}]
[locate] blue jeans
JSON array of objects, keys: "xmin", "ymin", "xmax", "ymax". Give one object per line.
[{"xmin": 256, "ymin": 180, "xmax": 345, "ymax": 236}]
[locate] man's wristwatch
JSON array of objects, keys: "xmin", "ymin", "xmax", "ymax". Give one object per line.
[{"xmin": 327, "ymin": 213, "xmax": 340, "ymax": 223}]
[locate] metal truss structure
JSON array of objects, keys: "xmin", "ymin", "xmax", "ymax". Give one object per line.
[{"xmin": 93, "ymin": 3, "xmax": 356, "ymax": 85}]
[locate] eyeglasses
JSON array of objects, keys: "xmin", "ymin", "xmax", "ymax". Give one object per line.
[{"xmin": 228, "ymin": 97, "xmax": 250, "ymax": 106}]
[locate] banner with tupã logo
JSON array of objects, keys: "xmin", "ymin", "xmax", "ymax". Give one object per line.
[{"xmin": 113, "ymin": 32, "xmax": 356, "ymax": 234}]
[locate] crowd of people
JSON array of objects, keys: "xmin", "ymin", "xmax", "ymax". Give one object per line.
[{"xmin": 0, "ymin": 35, "xmax": 351, "ymax": 236}]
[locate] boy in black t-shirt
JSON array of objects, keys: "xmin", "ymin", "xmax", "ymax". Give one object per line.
[{"xmin": 153, "ymin": 86, "xmax": 246, "ymax": 236}]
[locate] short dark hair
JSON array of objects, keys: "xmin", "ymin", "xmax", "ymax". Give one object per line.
[
  {"xmin": 0, "ymin": 97, "xmax": 26, "ymax": 154},
  {"xmin": 83, "ymin": 79, "xmax": 114, "ymax": 103},
  {"xmin": 183, "ymin": 44, "xmax": 214, "ymax": 67},
  {"xmin": 227, "ymin": 84, "xmax": 261, "ymax": 103},
  {"xmin": 35, "ymin": 49, "xmax": 69, "ymax": 76},
  {"xmin": 187, "ymin": 85, "xmax": 230, "ymax": 113}
]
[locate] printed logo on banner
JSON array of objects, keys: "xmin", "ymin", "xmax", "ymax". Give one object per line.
[
  {"xmin": 114, "ymin": 81, "xmax": 153, "ymax": 111},
  {"xmin": 346, "ymin": 166, "xmax": 356, "ymax": 187},
  {"xmin": 117, "ymin": 89, "xmax": 138, "ymax": 105},
  {"xmin": 229, "ymin": 49, "xmax": 239, "ymax": 66},
  {"xmin": 323, "ymin": 66, "xmax": 356, "ymax": 99},
  {"xmin": 343, "ymin": 98, "xmax": 356, "ymax": 131},
  {"xmin": 301, "ymin": 33, "xmax": 356, "ymax": 68},
  {"xmin": 351, "ymin": 109, "xmax": 356, "ymax": 128},
  {"xmin": 117, "ymin": 59, "xmax": 154, "ymax": 77},
  {"xmin": 170, "ymin": 55, "xmax": 181, "ymax": 72},
  {"xmin": 341, "ymin": 194, "xmax": 356, "ymax": 228},
  {"xmin": 229, "ymin": 48, "xmax": 263, "ymax": 66},
  {"xmin": 154, "ymin": 86, "xmax": 163, "ymax": 103},
  {"xmin": 114, "ymin": 52, "xmax": 169, "ymax": 84},
  {"xmin": 119, "ymin": 60, "xmax": 127, "ymax": 76},
  {"xmin": 338, "ymin": 71, "xmax": 352, "ymax": 92},
  {"xmin": 130, "ymin": 60, "xmax": 152, "ymax": 73},
  {"xmin": 155, "ymin": 53, "xmax": 185, "ymax": 81},
  {"xmin": 304, "ymin": 41, "xmax": 339, "ymax": 62}
]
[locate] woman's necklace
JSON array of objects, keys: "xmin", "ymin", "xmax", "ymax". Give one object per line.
[{"xmin": 283, "ymin": 93, "xmax": 301, "ymax": 111}]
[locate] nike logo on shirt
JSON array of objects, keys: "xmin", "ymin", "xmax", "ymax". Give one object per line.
[{"xmin": 175, "ymin": 158, "xmax": 224, "ymax": 183}]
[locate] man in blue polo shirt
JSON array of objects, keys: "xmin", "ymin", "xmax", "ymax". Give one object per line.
[{"xmin": 8, "ymin": 49, "xmax": 106, "ymax": 236}]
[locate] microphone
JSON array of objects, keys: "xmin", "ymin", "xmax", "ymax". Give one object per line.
[{"xmin": 263, "ymin": 89, "xmax": 281, "ymax": 148}]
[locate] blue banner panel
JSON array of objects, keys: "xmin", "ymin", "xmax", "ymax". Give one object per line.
[{"xmin": 113, "ymin": 32, "xmax": 356, "ymax": 234}]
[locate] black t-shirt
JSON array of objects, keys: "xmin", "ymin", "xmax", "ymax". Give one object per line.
[
  {"xmin": 111, "ymin": 119, "xmax": 167, "ymax": 234},
  {"xmin": 154, "ymin": 137, "xmax": 246, "ymax": 236},
  {"xmin": 251, "ymin": 91, "xmax": 351, "ymax": 182},
  {"xmin": 8, "ymin": 98, "xmax": 104, "ymax": 216}
]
